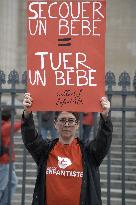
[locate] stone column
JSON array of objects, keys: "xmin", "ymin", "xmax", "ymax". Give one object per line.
[{"xmin": 0, "ymin": 0, "xmax": 19, "ymax": 74}]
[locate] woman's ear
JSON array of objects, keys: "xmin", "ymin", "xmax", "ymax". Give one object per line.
[{"xmin": 76, "ymin": 121, "xmax": 80, "ymax": 129}]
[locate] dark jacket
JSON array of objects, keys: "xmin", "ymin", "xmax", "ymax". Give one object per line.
[{"xmin": 21, "ymin": 113, "xmax": 113, "ymax": 205}]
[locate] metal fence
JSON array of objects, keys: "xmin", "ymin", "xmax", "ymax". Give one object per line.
[{"xmin": 0, "ymin": 70, "xmax": 136, "ymax": 205}]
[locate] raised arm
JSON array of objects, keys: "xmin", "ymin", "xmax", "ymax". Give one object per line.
[
  {"xmin": 87, "ymin": 97, "xmax": 113, "ymax": 167},
  {"xmin": 21, "ymin": 93, "xmax": 48, "ymax": 165}
]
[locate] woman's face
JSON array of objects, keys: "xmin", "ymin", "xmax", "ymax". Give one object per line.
[{"xmin": 55, "ymin": 112, "xmax": 79, "ymax": 140}]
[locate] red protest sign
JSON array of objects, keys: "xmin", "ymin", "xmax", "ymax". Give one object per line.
[{"xmin": 27, "ymin": 0, "xmax": 106, "ymax": 112}]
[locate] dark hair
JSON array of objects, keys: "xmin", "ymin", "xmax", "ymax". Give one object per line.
[
  {"xmin": 55, "ymin": 111, "xmax": 80, "ymax": 122},
  {"xmin": 1, "ymin": 107, "xmax": 16, "ymax": 121}
]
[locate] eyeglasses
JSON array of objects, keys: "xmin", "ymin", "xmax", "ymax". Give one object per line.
[{"xmin": 58, "ymin": 118, "xmax": 77, "ymax": 126}]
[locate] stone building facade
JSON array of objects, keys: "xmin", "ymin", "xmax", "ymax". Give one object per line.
[
  {"xmin": 0, "ymin": 0, "xmax": 135, "ymax": 79},
  {"xmin": 106, "ymin": 0, "xmax": 136, "ymax": 82}
]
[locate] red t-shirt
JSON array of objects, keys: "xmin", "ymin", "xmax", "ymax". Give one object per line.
[
  {"xmin": 46, "ymin": 138, "xmax": 83, "ymax": 205},
  {"xmin": 82, "ymin": 112, "xmax": 94, "ymax": 126},
  {"xmin": 0, "ymin": 120, "xmax": 21, "ymax": 163}
]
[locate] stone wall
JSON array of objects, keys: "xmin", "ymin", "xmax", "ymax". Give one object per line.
[
  {"xmin": 106, "ymin": 0, "xmax": 136, "ymax": 81},
  {"xmin": 0, "ymin": 0, "xmax": 135, "ymax": 79}
]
